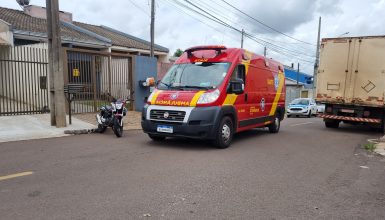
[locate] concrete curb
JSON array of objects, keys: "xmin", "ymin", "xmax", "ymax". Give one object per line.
[
  {"xmin": 368, "ymin": 136, "xmax": 385, "ymax": 156},
  {"xmin": 64, "ymin": 129, "xmax": 98, "ymax": 135},
  {"xmin": 63, "ymin": 127, "xmax": 143, "ymax": 135}
]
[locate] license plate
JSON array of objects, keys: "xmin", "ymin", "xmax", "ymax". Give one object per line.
[
  {"xmin": 157, "ymin": 125, "xmax": 173, "ymax": 133},
  {"xmin": 340, "ymin": 109, "xmax": 354, "ymax": 113}
]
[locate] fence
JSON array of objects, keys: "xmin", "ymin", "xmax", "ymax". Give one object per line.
[
  {"xmin": 0, "ymin": 44, "xmax": 49, "ymax": 116},
  {"xmin": 64, "ymin": 48, "xmax": 133, "ymax": 114}
]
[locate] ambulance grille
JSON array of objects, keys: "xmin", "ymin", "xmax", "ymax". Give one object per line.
[{"xmin": 150, "ymin": 110, "xmax": 186, "ymax": 122}]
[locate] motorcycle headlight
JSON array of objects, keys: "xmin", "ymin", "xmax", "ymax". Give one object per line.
[
  {"xmin": 115, "ymin": 103, "xmax": 123, "ymax": 109},
  {"xmin": 197, "ymin": 89, "xmax": 220, "ymax": 104}
]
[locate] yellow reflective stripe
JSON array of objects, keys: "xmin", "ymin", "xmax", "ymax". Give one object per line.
[
  {"xmin": 190, "ymin": 91, "xmax": 205, "ymax": 107},
  {"xmin": 150, "ymin": 90, "xmax": 161, "ymax": 105},
  {"xmin": 269, "ymin": 71, "xmax": 285, "ymax": 116},
  {"xmin": 223, "ymin": 94, "xmax": 238, "ymax": 105}
]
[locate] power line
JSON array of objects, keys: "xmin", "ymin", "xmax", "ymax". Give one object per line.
[
  {"xmin": 221, "ymin": 0, "xmax": 316, "ymax": 46},
  {"xmin": 179, "ymin": 0, "xmax": 315, "ymax": 58},
  {"xmin": 128, "ymin": 0, "xmax": 150, "ymax": 16},
  {"xmin": 193, "ymin": 0, "xmax": 315, "ymax": 55},
  {"xmin": 162, "ymin": 0, "xmax": 315, "ymax": 64}
]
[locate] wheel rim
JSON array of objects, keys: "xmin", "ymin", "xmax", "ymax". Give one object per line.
[
  {"xmin": 275, "ymin": 117, "xmax": 279, "ymax": 128},
  {"xmin": 222, "ymin": 124, "xmax": 231, "ymax": 142}
]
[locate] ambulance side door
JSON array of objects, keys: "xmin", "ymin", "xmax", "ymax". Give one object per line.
[{"xmin": 229, "ymin": 65, "xmax": 249, "ymax": 126}]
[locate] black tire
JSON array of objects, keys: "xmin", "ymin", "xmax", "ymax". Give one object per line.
[
  {"xmin": 97, "ymin": 124, "xmax": 107, "ymax": 133},
  {"xmin": 148, "ymin": 134, "xmax": 166, "ymax": 141},
  {"xmin": 307, "ymin": 111, "xmax": 312, "ymax": 118},
  {"xmin": 287, "ymin": 114, "xmax": 291, "ymax": 118},
  {"xmin": 325, "ymin": 120, "xmax": 339, "ymax": 128},
  {"xmin": 113, "ymin": 119, "xmax": 123, "ymax": 137},
  {"xmin": 213, "ymin": 116, "xmax": 234, "ymax": 149},
  {"xmin": 268, "ymin": 114, "xmax": 281, "ymax": 133}
]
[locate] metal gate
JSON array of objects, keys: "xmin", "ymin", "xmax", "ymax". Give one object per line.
[
  {"xmin": 0, "ymin": 45, "xmax": 49, "ymax": 116},
  {"xmin": 64, "ymin": 48, "xmax": 133, "ymax": 114}
]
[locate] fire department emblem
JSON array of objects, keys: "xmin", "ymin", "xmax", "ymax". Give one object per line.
[
  {"xmin": 274, "ymin": 75, "xmax": 279, "ymax": 91},
  {"xmin": 170, "ymin": 93, "xmax": 178, "ymax": 100},
  {"xmin": 163, "ymin": 111, "xmax": 169, "ymax": 119},
  {"xmin": 260, "ymin": 98, "xmax": 265, "ymax": 112}
]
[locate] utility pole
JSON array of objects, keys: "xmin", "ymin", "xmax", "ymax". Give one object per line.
[
  {"xmin": 150, "ymin": 0, "xmax": 155, "ymax": 57},
  {"xmin": 241, "ymin": 29, "xmax": 244, "ymax": 48},
  {"xmin": 46, "ymin": 0, "xmax": 66, "ymax": 127},
  {"xmin": 313, "ymin": 16, "xmax": 321, "ymax": 98},
  {"xmin": 297, "ymin": 63, "xmax": 300, "ymax": 85},
  {"xmin": 264, "ymin": 46, "xmax": 267, "ymax": 57}
]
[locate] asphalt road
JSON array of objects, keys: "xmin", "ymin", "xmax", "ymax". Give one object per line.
[{"xmin": 0, "ymin": 117, "xmax": 384, "ymax": 220}]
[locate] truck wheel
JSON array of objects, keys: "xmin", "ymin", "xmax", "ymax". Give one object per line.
[
  {"xmin": 148, "ymin": 134, "xmax": 166, "ymax": 141},
  {"xmin": 325, "ymin": 120, "xmax": 339, "ymax": 128},
  {"xmin": 214, "ymin": 116, "xmax": 233, "ymax": 149},
  {"xmin": 268, "ymin": 114, "xmax": 281, "ymax": 133}
]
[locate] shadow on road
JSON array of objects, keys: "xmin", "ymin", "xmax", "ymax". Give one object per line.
[{"xmin": 143, "ymin": 128, "xmax": 270, "ymax": 150}]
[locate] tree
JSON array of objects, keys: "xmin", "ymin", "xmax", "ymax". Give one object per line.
[{"xmin": 173, "ymin": 48, "xmax": 183, "ymax": 57}]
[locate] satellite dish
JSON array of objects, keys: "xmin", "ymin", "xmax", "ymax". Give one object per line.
[{"xmin": 16, "ymin": 0, "xmax": 30, "ymax": 7}]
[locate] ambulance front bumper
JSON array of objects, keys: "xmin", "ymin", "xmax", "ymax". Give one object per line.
[{"xmin": 141, "ymin": 105, "xmax": 221, "ymax": 139}]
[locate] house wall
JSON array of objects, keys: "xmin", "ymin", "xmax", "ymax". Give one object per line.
[
  {"xmin": 0, "ymin": 20, "xmax": 13, "ymax": 47},
  {"xmin": 23, "ymin": 5, "xmax": 73, "ymax": 23}
]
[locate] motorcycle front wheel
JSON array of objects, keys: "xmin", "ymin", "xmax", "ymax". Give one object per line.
[{"xmin": 113, "ymin": 119, "xmax": 123, "ymax": 137}]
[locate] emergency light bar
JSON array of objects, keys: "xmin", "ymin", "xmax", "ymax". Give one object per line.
[{"xmin": 185, "ymin": 45, "xmax": 227, "ymax": 58}]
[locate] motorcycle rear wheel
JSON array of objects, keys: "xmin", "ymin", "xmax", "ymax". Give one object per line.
[{"xmin": 97, "ymin": 124, "xmax": 107, "ymax": 133}]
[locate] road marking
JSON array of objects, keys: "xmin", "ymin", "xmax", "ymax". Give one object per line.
[
  {"xmin": 0, "ymin": 171, "xmax": 34, "ymax": 181},
  {"xmin": 290, "ymin": 122, "xmax": 314, "ymax": 127}
]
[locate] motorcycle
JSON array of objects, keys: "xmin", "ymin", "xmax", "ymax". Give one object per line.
[{"xmin": 96, "ymin": 94, "xmax": 128, "ymax": 137}]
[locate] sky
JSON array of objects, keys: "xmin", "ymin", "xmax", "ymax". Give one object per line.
[{"xmin": 2, "ymin": 0, "xmax": 385, "ymax": 75}]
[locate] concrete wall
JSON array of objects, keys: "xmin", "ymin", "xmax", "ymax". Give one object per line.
[{"xmin": 133, "ymin": 55, "xmax": 157, "ymax": 111}]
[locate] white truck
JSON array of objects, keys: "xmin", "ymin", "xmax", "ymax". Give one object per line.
[{"xmin": 316, "ymin": 36, "xmax": 385, "ymax": 132}]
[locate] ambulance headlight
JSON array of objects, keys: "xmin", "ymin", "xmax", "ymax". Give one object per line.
[{"xmin": 197, "ymin": 89, "xmax": 220, "ymax": 104}]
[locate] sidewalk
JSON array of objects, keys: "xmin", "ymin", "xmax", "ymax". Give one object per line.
[
  {"xmin": 374, "ymin": 136, "xmax": 385, "ymax": 156},
  {"xmin": 0, "ymin": 111, "xmax": 142, "ymax": 143}
]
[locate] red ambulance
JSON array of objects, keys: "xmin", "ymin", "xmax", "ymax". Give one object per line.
[{"xmin": 141, "ymin": 46, "xmax": 286, "ymax": 148}]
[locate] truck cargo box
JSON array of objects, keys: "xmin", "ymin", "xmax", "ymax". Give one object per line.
[{"xmin": 316, "ymin": 36, "xmax": 385, "ymax": 107}]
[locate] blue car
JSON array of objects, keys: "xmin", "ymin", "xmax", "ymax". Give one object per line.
[{"xmin": 287, "ymin": 98, "xmax": 318, "ymax": 118}]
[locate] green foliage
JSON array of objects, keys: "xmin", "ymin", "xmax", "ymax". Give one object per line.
[
  {"xmin": 173, "ymin": 48, "xmax": 183, "ymax": 57},
  {"xmin": 364, "ymin": 142, "xmax": 376, "ymax": 152}
]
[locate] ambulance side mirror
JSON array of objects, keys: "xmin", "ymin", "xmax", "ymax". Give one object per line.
[{"xmin": 229, "ymin": 79, "xmax": 244, "ymax": 95}]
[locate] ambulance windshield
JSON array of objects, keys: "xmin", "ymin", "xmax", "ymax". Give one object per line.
[{"xmin": 158, "ymin": 62, "xmax": 230, "ymax": 90}]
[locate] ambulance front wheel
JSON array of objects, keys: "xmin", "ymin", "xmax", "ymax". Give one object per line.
[
  {"xmin": 268, "ymin": 115, "xmax": 281, "ymax": 133},
  {"xmin": 214, "ymin": 116, "xmax": 234, "ymax": 149}
]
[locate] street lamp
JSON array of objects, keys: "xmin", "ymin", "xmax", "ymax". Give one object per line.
[{"xmin": 338, "ymin": 32, "xmax": 349, "ymax": 37}]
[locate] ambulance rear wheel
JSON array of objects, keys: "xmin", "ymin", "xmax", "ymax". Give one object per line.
[
  {"xmin": 214, "ymin": 116, "xmax": 233, "ymax": 149},
  {"xmin": 268, "ymin": 115, "xmax": 280, "ymax": 133}
]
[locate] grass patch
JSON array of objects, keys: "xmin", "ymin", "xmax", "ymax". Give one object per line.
[{"xmin": 363, "ymin": 142, "xmax": 377, "ymax": 152}]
